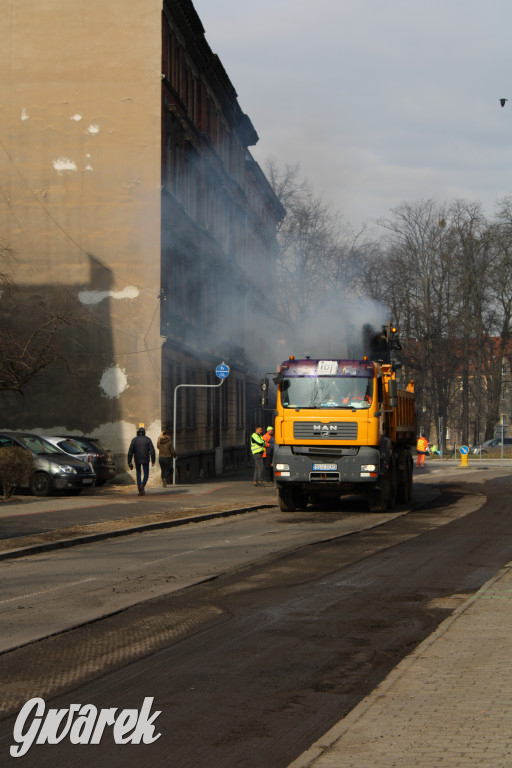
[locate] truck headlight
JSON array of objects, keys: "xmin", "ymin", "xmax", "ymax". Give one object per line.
[
  {"xmin": 360, "ymin": 464, "xmax": 377, "ymax": 472},
  {"xmin": 275, "ymin": 463, "xmax": 290, "ymax": 471}
]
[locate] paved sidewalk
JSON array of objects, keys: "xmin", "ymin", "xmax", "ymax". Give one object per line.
[{"xmin": 289, "ymin": 563, "xmax": 512, "ymax": 768}]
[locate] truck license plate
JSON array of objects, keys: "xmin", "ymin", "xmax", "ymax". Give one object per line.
[{"xmin": 312, "ymin": 463, "xmax": 337, "ymax": 471}]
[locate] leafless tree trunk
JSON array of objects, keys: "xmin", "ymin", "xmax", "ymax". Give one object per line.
[{"xmin": 377, "ymin": 200, "xmax": 460, "ymax": 448}]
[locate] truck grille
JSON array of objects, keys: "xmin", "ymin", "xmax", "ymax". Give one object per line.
[{"xmin": 293, "ymin": 422, "xmax": 358, "ymax": 440}]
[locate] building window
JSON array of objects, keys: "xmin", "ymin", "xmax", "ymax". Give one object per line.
[
  {"xmin": 184, "ymin": 141, "xmax": 200, "ymax": 219},
  {"xmin": 206, "ymin": 372, "xmax": 213, "ymax": 429},
  {"xmin": 236, "ymin": 379, "xmax": 245, "ymax": 429},
  {"xmin": 162, "ymin": 14, "xmax": 171, "ymax": 79},
  {"xmin": 162, "ymin": 360, "xmax": 174, "ymax": 428},
  {"xmin": 222, "ymin": 378, "xmax": 229, "ymax": 429},
  {"xmin": 185, "ymin": 368, "xmax": 197, "ymax": 427},
  {"xmin": 175, "ymin": 363, "xmax": 183, "ymax": 429}
]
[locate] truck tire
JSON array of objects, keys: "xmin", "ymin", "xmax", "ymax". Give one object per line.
[
  {"xmin": 388, "ymin": 462, "xmax": 397, "ymax": 510},
  {"xmin": 368, "ymin": 473, "xmax": 390, "ymax": 513},
  {"xmin": 277, "ymin": 486, "xmax": 297, "ymax": 512},
  {"xmin": 396, "ymin": 457, "xmax": 413, "ymax": 504}
]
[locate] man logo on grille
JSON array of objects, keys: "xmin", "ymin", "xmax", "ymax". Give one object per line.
[{"xmin": 314, "ymin": 424, "xmax": 337, "ymax": 437}]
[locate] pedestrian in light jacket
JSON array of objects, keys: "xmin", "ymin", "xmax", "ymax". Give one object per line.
[{"xmin": 157, "ymin": 428, "xmax": 177, "ymax": 487}]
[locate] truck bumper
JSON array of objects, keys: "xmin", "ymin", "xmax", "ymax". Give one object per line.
[{"xmin": 273, "ymin": 444, "xmax": 381, "ymax": 487}]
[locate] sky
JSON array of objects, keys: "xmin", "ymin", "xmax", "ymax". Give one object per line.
[{"xmin": 192, "ymin": 0, "xmax": 512, "ymax": 231}]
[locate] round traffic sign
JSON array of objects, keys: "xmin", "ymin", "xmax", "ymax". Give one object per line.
[
  {"xmin": 460, "ymin": 445, "xmax": 469, "ymax": 455},
  {"xmin": 215, "ymin": 363, "xmax": 230, "ymax": 379}
]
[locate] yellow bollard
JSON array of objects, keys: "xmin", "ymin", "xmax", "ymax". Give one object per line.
[{"xmin": 459, "ymin": 446, "xmax": 469, "ymax": 468}]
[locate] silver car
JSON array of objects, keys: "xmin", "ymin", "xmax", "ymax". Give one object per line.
[
  {"xmin": 40, "ymin": 436, "xmax": 94, "ymax": 467},
  {"xmin": 0, "ymin": 432, "xmax": 96, "ymax": 496},
  {"xmin": 470, "ymin": 437, "xmax": 512, "ymax": 455}
]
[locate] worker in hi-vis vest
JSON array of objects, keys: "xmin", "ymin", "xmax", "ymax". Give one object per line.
[
  {"xmin": 250, "ymin": 426, "xmax": 266, "ymax": 486},
  {"xmin": 416, "ymin": 434, "xmax": 429, "ymax": 468}
]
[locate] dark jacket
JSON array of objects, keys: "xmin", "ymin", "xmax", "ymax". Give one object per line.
[{"xmin": 128, "ymin": 434, "xmax": 155, "ymax": 465}]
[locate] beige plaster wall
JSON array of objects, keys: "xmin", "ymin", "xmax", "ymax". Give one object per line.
[{"xmin": 0, "ymin": 1, "xmax": 165, "ymax": 446}]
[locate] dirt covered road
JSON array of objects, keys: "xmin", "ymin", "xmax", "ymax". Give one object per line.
[{"xmin": 1, "ymin": 472, "xmax": 511, "ymax": 768}]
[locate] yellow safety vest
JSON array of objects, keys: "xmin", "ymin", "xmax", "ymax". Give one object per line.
[{"xmin": 251, "ymin": 433, "xmax": 265, "ymax": 455}]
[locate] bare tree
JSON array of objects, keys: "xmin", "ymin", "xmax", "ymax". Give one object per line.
[
  {"xmin": 483, "ymin": 197, "xmax": 512, "ymax": 438},
  {"xmin": 378, "ymin": 200, "xmax": 461, "ymax": 447},
  {"xmin": 0, "ymin": 245, "xmax": 88, "ymax": 395},
  {"xmin": 447, "ymin": 200, "xmax": 494, "ymax": 444},
  {"xmin": 264, "ymin": 164, "xmax": 512, "ymax": 445},
  {"xmin": 0, "ymin": 311, "xmax": 87, "ymax": 394},
  {"xmin": 265, "ymin": 160, "xmax": 366, "ymax": 354}
]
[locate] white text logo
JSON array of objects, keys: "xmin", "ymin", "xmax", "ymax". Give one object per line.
[{"xmin": 11, "ymin": 697, "xmax": 162, "ymax": 757}]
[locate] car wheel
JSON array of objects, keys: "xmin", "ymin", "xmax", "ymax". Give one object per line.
[{"xmin": 30, "ymin": 472, "xmax": 52, "ymax": 497}]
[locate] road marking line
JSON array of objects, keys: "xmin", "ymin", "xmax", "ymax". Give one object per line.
[
  {"xmin": 0, "ymin": 577, "xmax": 97, "ymax": 605},
  {"xmin": 141, "ymin": 529, "xmax": 279, "ymax": 565}
]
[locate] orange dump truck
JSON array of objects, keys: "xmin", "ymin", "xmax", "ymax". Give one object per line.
[{"xmin": 263, "ymin": 355, "xmax": 416, "ymax": 512}]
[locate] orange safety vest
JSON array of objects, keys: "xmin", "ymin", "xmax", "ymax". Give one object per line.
[
  {"xmin": 262, "ymin": 431, "xmax": 272, "ymax": 457},
  {"xmin": 416, "ymin": 436, "xmax": 428, "ymax": 452}
]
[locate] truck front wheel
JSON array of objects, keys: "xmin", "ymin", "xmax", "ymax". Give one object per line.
[
  {"xmin": 277, "ymin": 486, "xmax": 297, "ymax": 512},
  {"xmin": 277, "ymin": 486, "xmax": 308, "ymax": 512},
  {"xmin": 368, "ymin": 473, "xmax": 390, "ymax": 513}
]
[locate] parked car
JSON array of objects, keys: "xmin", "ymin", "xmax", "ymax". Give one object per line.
[
  {"xmin": 55, "ymin": 435, "xmax": 117, "ymax": 485},
  {"xmin": 470, "ymin": 437, "xmax": 512, "ymax": 455},
  {"xmin": 0, "ymin": 432, "xmax": 96, "ymax": 496},
  {"xmin": 40, "ymin": 436, "xmax": 94, "ymax": 467}
]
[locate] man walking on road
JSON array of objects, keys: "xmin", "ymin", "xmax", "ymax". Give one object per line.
[
  {"xmin": 128, "ymin": 425, "xmax": 156, "ymax": 495},
  {"xmin": 250, "ymin": 426, "xmax": 266, "ymax": 486}
]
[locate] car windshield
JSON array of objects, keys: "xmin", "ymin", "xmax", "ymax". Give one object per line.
[
  {"xmin": 17, "ymin": 435, "xmax": 65, "ymax": 455},
  {"xmin": 90, "ymin": 439, "xmax": 108, "ymax": 452},
  {"xmin": 281, "ymin": 376, "xmax": 373, "ymax": 409},
  {"xmin": 71, "ymin": 437, "xmax": 107, "ymax": 453},
  {"xmin": 57, "ymin": 439, "xmax": 84, "ymax": 455}
]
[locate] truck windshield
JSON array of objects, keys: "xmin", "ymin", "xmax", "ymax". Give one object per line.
[{"xmin": 281, "ymin": 377, "xmax": 373, "ymax": 409}]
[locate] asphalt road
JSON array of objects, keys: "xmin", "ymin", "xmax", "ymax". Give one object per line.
[
  {"xmin": 0, "ymin": 502, "xmax": 409, "ymax": 651},
  {"xmin": 0, "ymin": 467, "xmax": 511, "ymax": 768}
]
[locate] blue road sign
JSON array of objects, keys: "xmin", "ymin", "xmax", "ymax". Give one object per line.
[
  {"xmin": 460, "ymin": 445, "xmax": 469, "ymax": 455},
  {"xmin": 215, "ymin": 363, "xmax": 230, "ymax": 379}
]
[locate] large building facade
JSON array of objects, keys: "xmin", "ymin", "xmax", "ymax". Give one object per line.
[{"xmin": 0, "ymin": 0, "xmax": 284, "ymax": 478}]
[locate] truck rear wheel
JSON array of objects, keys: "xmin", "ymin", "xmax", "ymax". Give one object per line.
[{"xmin": 396, "ymin": 457, "xmax": 413, "ymax": 504}]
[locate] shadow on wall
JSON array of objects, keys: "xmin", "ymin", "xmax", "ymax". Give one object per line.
[{"xmin": 0, "ymin": 253, "xmax": 130, "ymax": 470}]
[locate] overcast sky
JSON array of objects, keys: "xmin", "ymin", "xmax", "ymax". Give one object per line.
[{"xmin": 192, "ymin": 0, "xmax": 512, "ymax": 230}]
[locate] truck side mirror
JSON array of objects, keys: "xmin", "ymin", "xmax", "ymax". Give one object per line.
[
  {"xmin": 259, "ymin": 378, "xmax": 269, "ymax": 407},
  {"xmin": 388, "ymin": 379, "xmax": 398, "ymax": 408}
]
